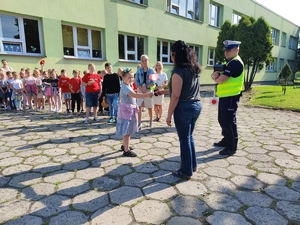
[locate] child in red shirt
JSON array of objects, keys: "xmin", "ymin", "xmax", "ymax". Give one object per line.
[
  {"xmin": 81, "ymin": 63, "xmax": 102, "ymax": 123},
  {"xmin": 58, "ymin": 69, "xmax": 71, "ymax": 113},
  {"xmin": 69, "ymin": 70, "xmax": 82, "ymax": 114}
]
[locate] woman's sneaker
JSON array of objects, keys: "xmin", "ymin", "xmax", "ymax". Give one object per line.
[
  {"xmin": 108, "ymin": 117, "xmax": 114, "ymax": 123},
  {"xmin": 123, "ymin": 150, "xmax": 137, "ymax": 157}
]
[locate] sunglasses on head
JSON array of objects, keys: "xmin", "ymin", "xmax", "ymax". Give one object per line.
[{"xmin": 123, "ymin": 67, "xmax": 131, "ymax": 74}]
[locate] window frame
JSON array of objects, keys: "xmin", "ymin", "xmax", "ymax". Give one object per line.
[
  {"xmin": 207, "ymin": 48, "xmax": 215, "ymax": 66},
  {"xmin": 157, "ymin": 40, "xmax": 174, "ymax": 64},
  {"xmin": 265, "ymin": 61, "xmax": 275, "ymax": 72},
  {"xmin": 127, "ymin": 0, "xmax": 145, "ymax": 4},
  {"xmin": 62, "ymin": 24, "xmax": 104, "ymax": 60},
  {"xmin": 118, "ymin": 33, "xmax": 145, "ymax": 62},
  {"xmin": 167, "ymin": 0, "xmax": 202, "ymax": 21},
  {"xmin": 271, "ymin": 28, "xmax": 279, "ymax": 45},
  {"xmin": 281, "ymin": 32, "xmax": 286, "ymax": 47},
  {"xmin": 209, "ymin": 3, "xmax": 220, "ymax": 27},
  {"xmin": 288, "ymin": 36, "xmax": 297, "ymax": 50},
  {"xmin": 232, "ymin": 13, "xmax": 241, "ymax": 25},
  {"xmin": 0, "ymin": 13, "xmax": 43, "ymax": 56}
]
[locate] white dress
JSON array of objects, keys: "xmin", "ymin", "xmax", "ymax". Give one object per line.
[{"xmin": 153, "ymin": 72, "xmax": 168, "ymax": 105}]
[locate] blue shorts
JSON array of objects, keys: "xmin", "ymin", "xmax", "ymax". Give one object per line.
[
  {"xmin": 85, "ymin": 92, "xmax": 99, "ymax": 108},
  {"xmin": 63, "ymin": 92, "xmax": 71, "ymax": 99}
]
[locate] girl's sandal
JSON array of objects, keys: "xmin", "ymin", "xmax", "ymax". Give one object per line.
[{"xmin": 172, "ymin": 170, "xmax": 191, "ymax": 180}]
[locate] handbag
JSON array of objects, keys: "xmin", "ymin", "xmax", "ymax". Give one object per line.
[{"xmin": 101, "ymin": 98, "xmax": 109, "ymax": 108}]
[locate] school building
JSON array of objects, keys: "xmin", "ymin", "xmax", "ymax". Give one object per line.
[{"xmin": 0, "ymin": 0, "xmax": 299, "ymax": 84}]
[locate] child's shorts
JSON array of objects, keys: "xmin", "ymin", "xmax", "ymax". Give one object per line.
[
  {"xmin": 45, "ymin": 87, "xmax": 52, "ymax": 97},
  {"xmin": 37, "ymin": 91, "xmax": 45, "ymax": 99},
  {"xmin": 63, "ymin": 92, "xmax": 71, "ymax": 99}
]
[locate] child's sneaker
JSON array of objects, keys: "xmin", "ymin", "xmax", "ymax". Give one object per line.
[
  {"xmin": 123, "ymin": 150, "xmax": 137, "ymax": 157},
  {"xmin": 108, "ymin": 117, "xmax": 114, "ymax": 123},
  {"xmin": 84, "ymin": 118, "xmax": 89, "ymax": 124},
  {"xmin": 93, "ymin": 117, "xmax": 99, "ymax": 122}
]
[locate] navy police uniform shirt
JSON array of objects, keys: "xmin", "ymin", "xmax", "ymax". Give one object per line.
[{"xmin": 223, "ymin": 59, "xmax": 243, "ymax": 78}]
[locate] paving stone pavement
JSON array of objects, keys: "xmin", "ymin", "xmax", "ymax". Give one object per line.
[{"xmin": 0, "ymin": 95, "xmax": 299, "ymax": 225}]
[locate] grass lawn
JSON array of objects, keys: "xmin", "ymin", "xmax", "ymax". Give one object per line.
[{"xmin": 247, "ymin": 85, "xmax": 300, "ymax": 111}]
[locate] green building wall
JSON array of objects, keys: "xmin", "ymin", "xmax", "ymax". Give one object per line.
[{"xmin": 1, "ymin": 0, "xmax": 299, "ymax": 84}]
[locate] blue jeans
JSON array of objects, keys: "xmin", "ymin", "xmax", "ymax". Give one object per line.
[
  {"xmin": 106, "ymin": 94, "xmax": 119, "ymax": 118},
  {"xmin": 173, "ymin": 101, "xmax": 202, "ymax": 176}
]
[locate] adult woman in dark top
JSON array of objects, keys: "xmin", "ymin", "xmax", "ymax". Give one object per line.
[
  {"xmin": 102, "ymin": 62, "xmax": 120, "ymax": 123},
  {"xmin": 156, "ymin": 40, "xmax": 202, "ymax": 179}
]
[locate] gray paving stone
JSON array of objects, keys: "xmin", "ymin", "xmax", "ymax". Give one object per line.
[
  {"xmin": 4, "ymin": 215, "xmax": 43, "ymax": 225},
  {"xmin": 110, "ymin": 186, "xmax": 144, "ymax": 206},
  {"xmin": 157, "ymin": 160, "xmax": 181, "ymax": 171},
  {"xmin": 226, "ymin": 156, "xmax": 252, "ymax": 165},
  {"xmin": 0, "ymin": 175, "xmax": 10, "ymax": 187},
  {"xmin": 21, "ymin": 183, "xmax": 56, "ymax": 200},
  {"xmin": 143, "ymin": 182, "xmax": 177, "ymax": 200},
  {"xmin": 167, "ymin": 217, "xmax": 202, "ymax": 225},
  {"xmin": 245, "ymin": 206, "xmax": 288, "ymax": 225},
  {"xmin": 0, "ymin": 200, "xmax": 31, "ymax": 223},
  {"xmin": 90, "ymin": 205, "xmax": 132, "ymax": 225},
  {"xmin": 23, "ymin": 155, "xmax": 51, "ymax": 165},
  {"xmin": 57, "ymin": 178, "xmax": 90, "ymax": 196},
  {"xmin": 227, "ymin": 165, "xmax": 256, "ymax": 176},
  {"xmin": 171, "ymin": 195, "xmax": 209, "ymax": 217},
  {"xmin": 235, "ymin": 190, "xmax": 273, "ymax": 207},
  {"xmin": 72, "ymin": 190, "xmax": 109, "ymax": 212},
  {"xmin": 246, "ymin": 153, "xmax": 274, "ymax": 162},
  {"xmin": 49, "ymin": 211, "xmax": 89, "ymax": 225},
  {"xmin": 132, "ymin": 200, "xmax": 172, "ymax": 224},
  {"xmin": 204, "ymin": 177, "xmax": 237, "ymax": 194},
  {"xmin": 33, "ymin": 162, "xmax": 62, "ymax": 174},
  {"xmin": 92, "ymin": 176, "xmax": 120, "ymax": 191},
  {"xmin": 231, "ymin": 175, "xmax": 264, "ymax": 190},
  {"xmin": 176, "ymin": 180, "xmax": 207, "ymax": 196},
  {"xmin": 282, "ymin": 169, "xmax": 300, "ymax": 181},
  {"xmin": 275, "ymin": 159, "xmax": 300, "ymax": 169},
  {"xmin": 206, "ymin": 211, "xmax": 251, "ymax": 225},
  {"xmin": 134, "ymin": 162, "xmax": 159, "ymax": 173},
  {"xmin": 257, "ymin": 173, "xmax": 286, "ymax": 185},
  {"xmin": 44, "ymin": 170, "xmax": 75, "ymax": 183},
  {"xmin": 0, "ymin": 188, "xmax": 18, "ymax": 203},
  {"xmin": 63, "ymin": 160, "xmax": 90, "ymax": 171},
  {"xmin": 30, "ymin": 195, "xmax": 71, "ymax": 217},
  {"xmin": 76, "ymin": 167, "xmax": 105, "ymax": 180},
  {"xmin": 0, "ymin": 156, "xmax": 23, "ymax": 167},
  {"xmin": 43, "ymin": 148, "xmax": 67, "ymax": 156},
  {"xmin": 152, "ymin": 170, "xmax": 180, "ymax": 183},
  {"xmin": 204, "ymin": 192, "xmax": 242, "ymax": 212},
  {"xmin": 291, "ymin": 181, "xmax": 300, "ymax": 192},
  {"xmin": 2, "ymin": 164, "xmax": 33, "ymax": 176},
  {"xmin": 264, "ymin": 185, "xmax": 300, "ymax": 201},
  {"xmin": 203, "ymin": 167, "xmax": 232, "ymax": 178},
  {"xmin": 123, "ymin": 172, "xmax": 153, "ymax": 187},
  {"xmin": 276, "ymin": 200, "xmax": 300, "ymax": 222},
  {"xmin": 8, "ymin": 172, "xmax": 42, "ymax": 188}
]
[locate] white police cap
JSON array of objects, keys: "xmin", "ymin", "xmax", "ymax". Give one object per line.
[{"xmin": 223, "ymin": 40, "xmax": 241, "ymax": 50}]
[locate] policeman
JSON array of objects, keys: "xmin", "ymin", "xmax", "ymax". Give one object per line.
[{"xmin": 211, "ymin": 40, "xmax": 244, "ymax": 156}]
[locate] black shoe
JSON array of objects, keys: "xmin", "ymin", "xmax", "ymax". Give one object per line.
[
  {"xmin": 121, "ymin": 145, "xmax": 133, "ymax": 151},
  {"xmin": 213, "ymin": 141, "xmax": 227, "ymax": 147},
  {"xmin": 219, "ymin": 148, "xmax": 236, "ymax": 156},
  {"xmin": 123, "ymin": 150, "xmax": 137, "ymax": 157}
]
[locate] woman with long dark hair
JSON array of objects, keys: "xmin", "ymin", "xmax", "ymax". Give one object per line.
[{"xmin": 156, "ymin": 40, "xmax": 202, "ymax": 179}]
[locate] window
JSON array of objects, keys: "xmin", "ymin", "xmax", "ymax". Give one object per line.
[
  {"xmin": 279, "ymin": 58, "xmax": 284, "ymax": 71},
  {"xmin": 289, "ymin": 36, "xmax": 297, "ymax": 50},
  {"xmin": 189, "ymin": 44, "xmax": 201, "ymax": 62},
  {"xmin": 281, "ymin": 32, "xmax": 286, "ymax": 47},
  {"xmin": 232, "ymin": 13, "xmax": 241, "ymax": 25},
  {"xmin": 157, "ymin": 40, "xmax": 174, "ymax": 63},
  {"xmin": 167, "ymin": 0, "xmax": 202, "ymax": 21},
  {"xmin": 127, "ymin": 0, "xmax": 144, "ymax": 4},
  {"xmin": 207, "ymin": 48, "xmax": 215, "ymax": 66},
  {"xmin": 118, "ymin": 34, "xmax": 144, "ymax": 61},
  {"xmin": 266, "ymin": 61, "xmax": 275, "ymax": 72},
  {"xmin": 271, "ymin": 28, "xmax": 279, "ymax": 45},
  {"xmin": 288, "ymin": 60, "xmax": 295, "ymax": 71},
  {"xmin": 209, "ymin": 3, "xmax": 220, "ymax": 27},
  {"xmin": 0, "ymin": 14, "xmax": 42, "ymax": 55},
  {"xmin": 62, "ymin": 24, "xmax": 103, "ymax": 59}
]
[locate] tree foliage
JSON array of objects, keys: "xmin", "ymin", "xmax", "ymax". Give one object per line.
[
  {"xmin": 216, "ymin": 16, "xmax": 273, "ymax": 91},
  {"xmin": 278, "ymin": 62, "xmax": 292, "ymax": 94},
  {"xmin": 296, "ymin": 48, "xmax": 300, "ymax": 72}
]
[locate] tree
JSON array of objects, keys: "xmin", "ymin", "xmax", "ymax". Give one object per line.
[
  {"xmin": 278, "ymin": 62, "xmax": 292, "ymax": 94},
  {"xmin": 216, "ymin": 16, "xmax": 273, "ymax": 91}
]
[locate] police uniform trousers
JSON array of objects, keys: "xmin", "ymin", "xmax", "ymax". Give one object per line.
[{"xmin": 218, "ymin": 94, "xmax": 240, "ymax": 150}]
